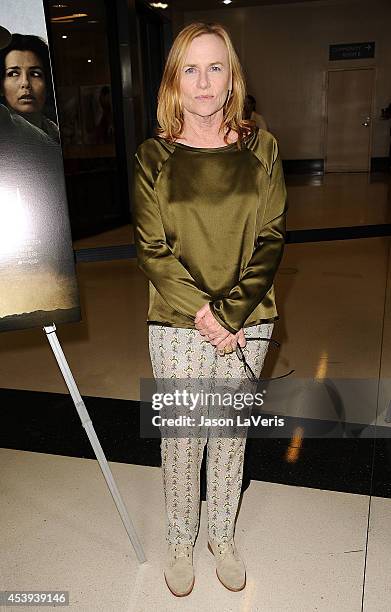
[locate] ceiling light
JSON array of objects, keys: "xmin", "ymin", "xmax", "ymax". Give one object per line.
[
  {"xmin": 52, "ymin": 3, "xmax": 68, "ymax": 7},
  {"xmin": 87, "ymin": 59, "xmax": 93, "ymax": 63},
  {"xmin": 150, "ymin": 2, "xmax": 168, "ymax": 8},
  {"xmin": 87, "ymin": 20, "xmax": 99, "ymax": 24},
  {"xmin": 61, "ymin": 35, "xmax": 67, "ymax": 39},
  {"xmin": 51, "ymin": 13, "xmax": 88, "ymax": 22},
  {"xmin": 223, "ymin": 0, "xmax": 232, "ymax": 4}
]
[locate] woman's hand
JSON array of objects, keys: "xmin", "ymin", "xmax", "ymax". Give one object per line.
[
  {"xmin": 195, "ymin": 304, "xmax": 230, "ymax": 344},
  {"xmin": 215, "ymin": 328, "xmax": 246, "ymax": 355},
  {"xmin": 195, "ymin": 304, "xmax": 247, "ymax": 355}
]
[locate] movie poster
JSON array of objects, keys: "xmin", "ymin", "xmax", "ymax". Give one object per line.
[{"xmin": 0, "ymin": 1, "xmax": 80, "ymax": 332}]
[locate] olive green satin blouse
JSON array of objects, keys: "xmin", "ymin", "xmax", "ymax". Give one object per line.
[{"xmin": 132, "ymin": 127, "xmax": 287, "ymax": 335}]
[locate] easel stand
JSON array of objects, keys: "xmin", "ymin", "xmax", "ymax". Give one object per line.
[{"xmin": 44, "ymin": 324, "xmax": 146, "ymax": 564}]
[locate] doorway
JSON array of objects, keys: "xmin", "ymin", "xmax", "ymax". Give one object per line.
[{"xmin": 325, "ymin": 68, "xmax": 375, "ymax": 172}]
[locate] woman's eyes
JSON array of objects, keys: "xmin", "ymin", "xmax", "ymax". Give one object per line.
[
  {"xmin": 184, "ymin": 65, "xmax": 222, "ymax": 74},
  {"xmin": 5, "ymin": 69, "xmax": 44, "ymax": 78}
]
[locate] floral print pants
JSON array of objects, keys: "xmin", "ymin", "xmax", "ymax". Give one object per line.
[{"xmin": 148, "ymin": 322, "xmax": 274, "ymax": 545}]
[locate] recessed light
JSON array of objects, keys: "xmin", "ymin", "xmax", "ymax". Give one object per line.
[
  {"xmin": 52, "ymin": 3, "xmax": 68, "ymax": 7},
  {"xmin": 87, "ymin": 59, "xmax": 93, "ymax": 63},
  {"xmin": 150, "ymin": 2, "xmax": 168, "ymax": 8},
  {"xmin": 61, "ymin": 35, "xmax": 67, "ymax": 39},
  {"xmin": 223, "ymin": 0, "xmax": 232, "ymax": 4}
]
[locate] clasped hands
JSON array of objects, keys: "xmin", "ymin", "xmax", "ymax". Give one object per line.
[{"xmin": 194, "ymin": 303, "xmax": 246, "ymax": 356}]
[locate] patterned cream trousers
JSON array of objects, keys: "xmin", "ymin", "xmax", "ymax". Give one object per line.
[{"xmin": 148, "ymin": 322, "xmax": 274, "ymax": 545}]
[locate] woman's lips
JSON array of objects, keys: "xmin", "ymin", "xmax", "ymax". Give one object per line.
[
  {"xmin": 196, "ymin": 95, "xmax": 214, "ymax": 100},
  {"xmin": 19, "ymin": 95, "xmax": 35, "ymax": 102}
]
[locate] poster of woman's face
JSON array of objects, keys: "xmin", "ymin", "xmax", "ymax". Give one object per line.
[{"xmin": 0, "ymin": 1, "xmax": 80, "ymax": 333}]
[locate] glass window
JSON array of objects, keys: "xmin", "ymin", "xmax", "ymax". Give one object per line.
[{"xmin": 46, "ymin": 0, "xmax": 130, "ymax": 242}]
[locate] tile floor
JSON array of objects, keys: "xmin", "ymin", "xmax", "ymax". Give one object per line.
[{"xmin": 0, "ymin": 448, "xmax": 371, "ymax": 612}]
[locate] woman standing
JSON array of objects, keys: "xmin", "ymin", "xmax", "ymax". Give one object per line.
[
  {"xmin": 0, "ymin": 33, "xmax": 59, "ymax": 143},
  {"xmin": 133, "ymin": 22, "xmax": 287, "ymax": 597}
]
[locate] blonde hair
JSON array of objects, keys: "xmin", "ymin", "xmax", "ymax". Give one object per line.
[{"xmin": 156, "ymin": 22, "xmax": 254, "ymax": 148}]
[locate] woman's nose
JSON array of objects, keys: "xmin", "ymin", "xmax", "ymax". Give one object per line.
[
  {"xmin": 20, "ymin": 72, "xmax": 32, "ymax": 89},
  {"xmin": 197, "ymin": 70, "xmax": 210, "ymax": 89}
]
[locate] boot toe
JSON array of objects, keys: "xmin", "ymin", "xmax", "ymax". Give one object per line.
[
  {"xmin": 208, "ymin": 540, "xmax": 246, "ymax": 591},
  {"xmin": 216, "ymin": 563, "xmax": 246, "ymax": 591},
  {"xmin": 164, "ymin": 546, "xmax": 195, "ymax": 597}
]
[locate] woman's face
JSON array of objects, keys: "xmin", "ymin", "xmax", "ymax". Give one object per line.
[
  {"xmin": 2, "ymin": 49, "xmax": 46, "ymax": 114},
  {"xmin": 179, "ymin": 33, "xmax": 232, "ymax": 119}
]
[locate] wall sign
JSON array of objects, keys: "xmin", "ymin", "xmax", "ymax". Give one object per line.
[{"xmin": 329, "ymin": 42, "xmax": 375, "ymax": 61}]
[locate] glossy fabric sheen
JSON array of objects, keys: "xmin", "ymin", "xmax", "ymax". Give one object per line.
[{"xmin": 132, "ymin": 127, "xmax": 287, "ymax": 334}]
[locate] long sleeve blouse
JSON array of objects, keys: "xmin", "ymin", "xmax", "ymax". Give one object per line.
[{"xmin": 132, "ymin": 127, "xmax": 287, "ymax": 335}]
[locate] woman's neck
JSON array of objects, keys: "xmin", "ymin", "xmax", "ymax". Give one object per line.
[{"xmin": 177, "ymin": 108, "xmax": 237, "ymax": 147}]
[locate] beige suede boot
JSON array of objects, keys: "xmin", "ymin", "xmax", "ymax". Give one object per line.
[
  {"xmin": 164, "ymin": 543, "xmax": 195, "ymax": 597},
  {"xmin": 208, "ymin": 539, "xmax": 246, "ymax": 591}
]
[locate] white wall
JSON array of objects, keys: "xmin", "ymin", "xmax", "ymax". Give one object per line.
[{"xmin": 183, "ymin": 0, "xmax": 391, "ymax": 159}]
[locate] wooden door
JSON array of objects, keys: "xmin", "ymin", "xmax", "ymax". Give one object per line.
[{"xmin": 325, "ymin": 68, "xmax": 374, "ymax": 172}]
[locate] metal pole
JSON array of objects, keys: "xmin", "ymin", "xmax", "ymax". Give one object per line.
[{"xmin": 44, "ymin": 324, "xmax": 147, "ymax": 564}]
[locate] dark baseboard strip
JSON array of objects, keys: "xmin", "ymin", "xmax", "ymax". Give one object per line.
[
  {"xmin": 282, "ymin": 157, "xmax": 390, "ymax": 174},
  {"xmin": 371, "ymin": 157, "xmax": 391, "ymax": 172},
  {"xmin": 286, "ymin": 223, "xmax": 391, "ymax": 244},
  {"xmin": 1, "ymin": 388, "xmax": 390, "ymax": 498},
  {"xmin": 75, "ymin": 244, "xmax": 137, "ymax": 263},
  {"xmin": 282, "ymin": 159, "xmax": 324, "ymax": 175}
]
